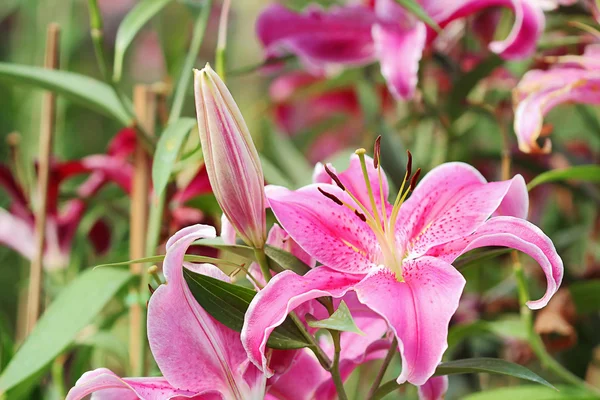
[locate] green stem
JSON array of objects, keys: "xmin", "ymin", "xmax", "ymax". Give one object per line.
[
  {"xmin": 253, "ymin": 247, "xmax": 271, "ymax": 283},
  {"xmin": 330, "ymin": 330, "xmax": 349, "ymax": 400},
  {"xmin": 215, "ymin": 0, "xmax": 231, "ymax": 80},
  {"xmin": 513, "ymin": 254, "xmax": 600, "ymax": 395},
  {"xmin": 86, "ymin": 0, "xmax": 155, "ymax": 152},
  {"xmin": 288, "ymin": 312, "xmax": 332, "ymax": 370},
  {"xmin": 168, "ymin": 0, "xmax": 212, "ymax": 124},
  {"xmin": 370, "ymin": 380, "xmax": 402, "ymax": 400},
  {"xmin": 367, "ymin": 337, "xmax": 398, "ymax": 399},
  {"xmin": 51, "ymin": 356, "xmax": 66, "ymax": 398}
]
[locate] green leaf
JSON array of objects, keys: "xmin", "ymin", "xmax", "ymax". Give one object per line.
[
  {"xmin": 434, "ymin": 358, "xmax": 555, "ymax": 389},
  {"xmin": 569, "ymin": 280, "xmax": 600, "ymax": 314},
  {"xmin": 527, "ymin": 165, "xmax": 600, "ymax": 191},
  {"xmin": 264, "ymin": 245, "xmax": 311, "ymax": 276},
  {"xmin": 94, "ymin": 254, "xmax": 240, "ymax": 269},
  {"xmin": 152, "ymin": 117, "xmax": 196, "ymax": 197},
  {"xmin": 306, "ymin": 301, "xmax": 364, "ymax": 335},
  {"xmin": 183, "ymin": 268, "xmax": 311, "ymax": 349},
  {"xmin": 0, "ymin": 63, "xmax": 131, "ymax": 125},
  {"xmin": 262, "ymin": 123, "xmax": 312, "ymax": 188},
  {"xmin": 0, "ymin": 268, "xmax": 132, "ymax": 395},
  {"xmin": 259, "ymin": 154, "xmax": 295, "ymax": 187},
  {"xmin": 454, "ymin": 248, "xmax": 511, "ymax": 270},
  {"xmin": 463, "ymin": 385, "xmax": 595, "ymax": 400},
  {"xmin": 393, "ymin": 0, "xmax": 441, "ymax": 32},
  {"xmin": 447, "ymin": 55, "xmax": 503, "ymax": 121},
  {"xmin": 113, "ymin": 0, "xmax": 172, "ymax": 82},
  {"xmin": 448, "ymin": 317, "xmax": 527, "ymax": 349},
  {"xmin": 195, "ymin": 238, "xmax": 256, "ymax": 260}
]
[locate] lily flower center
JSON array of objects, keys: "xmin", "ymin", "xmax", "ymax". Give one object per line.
[{"xmin": 319, "ymin": 138, "xmax": 421, "ymax": 281}]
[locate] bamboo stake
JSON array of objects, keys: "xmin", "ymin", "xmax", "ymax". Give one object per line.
[
  {"xmin": 128, "ymin": 85, "xmax": 155, "ymax": 375},
  {"xmin": 25, "ymin": 23, "xmax": 60, "ymax": 335}
]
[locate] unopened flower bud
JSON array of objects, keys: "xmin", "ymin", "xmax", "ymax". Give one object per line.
[{"xmin": 194, "ymin": 64, "xmax": 266, "ymax": 248}]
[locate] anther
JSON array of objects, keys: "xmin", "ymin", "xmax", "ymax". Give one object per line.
[
  {"xmin": 373, "ymin": 136, "xmax": 381, "ymax": 168},
  {"xmin": 147, "ymin": 283, "xmax": 155, "ymax": 295},
  {"xmin": 410, "ymin": 168, "xmax": 421, "ymax": 191},
  {"xmin": 355, "ymin": 210, "xmax": 367, "ymax": 222},
  {"xmin": 405, "ymin": 150, "xmax": 412, "ymax": 181},
  {"xmin": 324, "ymin": 164, "xmax": 346, "ymax": 191},
  {"xmin": 318, "ymin": 187, "xmax": 343, "ymax": 206}
]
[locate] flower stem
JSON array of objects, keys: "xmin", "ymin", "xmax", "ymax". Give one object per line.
[
  {"xmin": 513, "ymin": 254, "xmax": 600, "ymax": 395},
  {"xmin": 288, "ymin": 312, "xmax": 332, "ymax": 369},
  {"xmin": 168, "ymin": 0, "xmax": 212, "ymax": 125},
  {"xmin": 370, "ymin": 379, "xmax": 402, "ymax": 400},
  {"xmin": 367, "ymin": 337, "xmax": 398, "ymax": 399},
  {"xmin": 215, "ymin": 0, "xmax": 231, "ymax": 80},
  {"xmin": 330, "ymin": 329, "xmax": 349, "ymax": 400},
  {"xmin": 253, "ymin": 247, "xmax": 271, "ymax": 283}
]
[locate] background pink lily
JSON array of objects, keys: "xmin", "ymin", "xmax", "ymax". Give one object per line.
[
  {"xmin": 66, "ymin": 224, "xmax": 267, "ymax": 400},
  {"xmin": 242, "ymin": 154, "xmax": 563, "ymax": 386},
  {"xmin": 0, "ymin": 138, "xmax": 132, "ymax": 270},
  {"xmin": 513, "ymin": 43, "xmax": 600, "ymax": 153},
  {"xmin": 256, "ymin": 0, "xmax": 545, "ymax": 99}
]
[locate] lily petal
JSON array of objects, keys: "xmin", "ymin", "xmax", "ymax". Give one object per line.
[
  {"xmin": 372, "ymin": 19, "xmax": 426, "ymax": 99},
  {"xmin": 0, "ymin": 208, "xmax": 35, "ymax": 261},
  {"xmin": 426, "ymin": 216, "xmax": 563, "ymax": 309},
  {"xmin": 418, "ymin": 376, "xmax": 449, "ymax": 400},
  {"xmin": 427, "ymin": 0, "xmax": 544, "ymax": 59},
  {"xmin": 256, "ymin": 4, "xmax": 377, "ymax": 67},
  {"xmin": 514, "ymin": 68, "xmax": 600, "ymax": 153},
  {"xmin": 396, "ymin": 162, "xmax": 528, "ymax": 257},
  {"xmin": 266, "ymin": 184, "xmax": 380, "ymax": 274},
  {"xmin": 241, "ymin": 267, "xmax": 363, "ymax": 375},
  {"xmin": 65, "ymin": 368, "xmax": 207, "ymax": 400},
  {"xmin": 354, "ymin": 257, "xmax": 465, "ymax": 385},
  {"xmin": 148, "ymin": 224, "xmax": 264, "ymax": 397}
]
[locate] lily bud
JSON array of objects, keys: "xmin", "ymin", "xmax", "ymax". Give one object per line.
[{"xmin": 194, "ymin": 64, "xmax": 266, "ymax": 248}]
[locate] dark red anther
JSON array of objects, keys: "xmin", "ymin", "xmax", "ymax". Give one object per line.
[
  {"xmin": 405, "ymin": 150, "xmax": 412, "ymax": 181},
  {"xmin": 354, "ymin": 210, "xmax": 367, "ymax": 222},
  {"xmin": 410, "ymin": 168, "xmax": 421, "ymax": 191},
  {"xmin": 318, "ymin": 187, "xmax": 344, "ymax": 206},
  {"xmin": 373, "ymin": 135, "xmax": 381, "ymax": 168},
  {"xmin": 148, "ymin": 283, "xmax": 155, "ymax": 294},
  {"xmin": 324, "ymin": 164, "xmax": 346, "ymax": 191}
]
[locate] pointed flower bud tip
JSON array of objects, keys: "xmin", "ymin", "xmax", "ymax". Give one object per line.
[{"xmin": 374, "ymin": 136, "xmax": 381, "ymax": 168}]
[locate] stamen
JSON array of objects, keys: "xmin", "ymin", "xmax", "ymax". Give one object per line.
[
  {"xmin": 355, "ymin": 148, "xmax": 383, "ymax": 230},
  {"xmin": 373, "ymin": 136, "xmax": 381, "ymax": 169},
  {"xmin": 405, "ymin": 150, "xmax": 412, "ymax": 181},
  {"xmin": 148, "ymin": 265, "xmax": 162, "ymax": 287},
  {"xmin": 324, "ymin": 164, "xmax": 346, "ymax": 191},
  {"xmin": 409, "ymin": 168, "xmax": 421, "ymax": 191},
  {"xmin": 318, "ymin": 187, "xmax": 344, "ymax": 206},
  {"xmin": 354, "ymin": 210, "xmax": 367, "ymax": 222},
  {"xmin": 147, "ymin": 283, "xmax": 155, "ymax": 295}
]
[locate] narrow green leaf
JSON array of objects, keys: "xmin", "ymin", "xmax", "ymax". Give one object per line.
[
  {"xmin": 569, "ymin": 280, "xmax": 600, "ymax": 314},
  {"xmin": 94, "ymin": 254, "xmax": 240, "ymax": 269},
  {"xmin": 195, "ymin": 238, "xmax": 256, "ymax": 260},
  {"xmin": 393, "ymin": 0, "xmax": 441, "ymax": 32},
  {"xmin": 527, "ymin": 165, "xmax": 600, "ymax": 191},
  {"xmin": 259, "ymin": 154, "xmax": 295, "ymax": 187},
  {"xmin": 264, "ymin": 245, "xmax": 311, "ymax": 276},
  {"xmin": 0, "ymin": 63, "xmax": 131, "ymax": 124},
  {"xmin": 262, "ymin": 123, "xmax": 313, "ymax": 188},
  {"xmin": 463, "ymin": 385, "xmax": 595, "ymax": 400},
  {"xmin": 434, "ymin": 358, "xmax": 555, "ymax": 389},
  {"xmin": 306, "ymin": 301, "xmax": 364, "ymax": 335},
  {"xmin": 448, "ymin": 317, "xmax": 527, "ymax": 348},
  {"xmin": 183, "ymin": 268, "xmax": 311, "ymax": 349},
  {"xmin": 447, "ymin": 55, "xmax": 503, "ymax": 121},
  {"xmin": 454, "ymin": 248, "xmax": 511, "ymax": 270},
  {"xmin": 0, "ymin": 268, "xmax": 132, "ymax": 394},
  {"xmin": 113, "ymin": 0, "xmax": 172, "ymax": 82},
  {"xmin": 152, "ymin": 117, "xmax": 196, "ymax": 196}
]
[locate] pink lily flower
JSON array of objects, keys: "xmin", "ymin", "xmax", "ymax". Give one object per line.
[
  {"xmin": 241, "ymin": 152, "xmax": 563, "ymax": 386},
  {"xmin": 0, "ymin": 147, "xmax": 132, "ymax": 270},
  {"xmin": 66, "ymin": 224, "xmax": 267, "ymax": 400},
  {"xmin": 194, "ymin": 64, "xmax": 267, "ymax": 249},
  {"xmin": 513, "ymin": 44, "xmax": 600, "ymax": 153},
  {"xmin": 418, "ymin": 376, "xmax": 449, "ymax": 400},
  {"xmin": 256, "ymin": 0, "xmax": 544, "ymax": 99}
]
